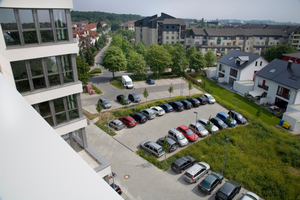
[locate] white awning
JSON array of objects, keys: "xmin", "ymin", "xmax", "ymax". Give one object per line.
[{"xmin": 249, "ymin": 88, "xmax": 265, "ymax": 97}]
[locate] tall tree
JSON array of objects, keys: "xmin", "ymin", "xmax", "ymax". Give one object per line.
[
  {"xmin": 76, "ymin": 56, "xmax": 91, "ymax": 84},
  {"xmin": 145, "ymin": 44, "xmax": 172, "ymax": 75},
  {"xmin": 205, "ymin": 49, "xmax": 217, "ymax": 68},
  {"xmin": 111, "ymin": 22, "xmax": 120, "ymax": 31},
  {"xmin": 143, "ymin": 88, "xmax": 149, "ymax": 103},
  {"xmin": 121, "ymin": 39, "xmax": 134, "ymax": 58},
  {"xmin": 102, "ymin": 46, "xmax": 127, "ymax": 78},
  {"xmin": 135, "ymin": 41, "xmax": 147, "ymax": 57},
  {"xmin": 190, "ymin": 51, "xmax": 206, "ymax": 72},
  {"xmin": 110, "ymin": 34, "xmax": 123, "ymax": 48},
  {"xmin": 168, "ymin": 83, "xmax": 174, "ymax": 99},
  {"xmin": 264, "ymin": 45, "xmax": 297, "ymax": 62},
  {"xmin": 84, "ymin": 47, "xmax": 94, "ymax": 66},
  {"xmin": 188, "ymin": 81, "xmax": 193, "ymax": 96},
  {"xmin": 127, "ymin": 51, "xmax": 147, "ymax": 75},
  {"xmin": 170, "ymin": 43, "xmax": 188, "ymax": 76}
]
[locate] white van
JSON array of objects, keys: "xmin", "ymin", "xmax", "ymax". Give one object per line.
[{"xmin": 121, "ymin": 75, "xmax": 133, "ymax": 89}]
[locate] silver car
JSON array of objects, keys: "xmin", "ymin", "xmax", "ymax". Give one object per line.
[
  {"xmin": 150, "ymin": 106, "xmax": 165, "ymax": 116},
  {"xmin": 168, "ymin": 128, "xmax": 188, "ymax": 147},
  {"xmin": 139, "ymin": 140, "xmax": 165, "ymax": 157},
  {"xmin": 189, "ymin": 122, "xmax": 209, "ymax": 137},
  {"xmin": 203, "ymin": 93, "xmax": 216, "ymax": 104},
  {"xmin": 241, "ymin": 191, "xmax": 260, "ymax": 200},
  {"xmin": 108, "ymin": 119, "xmax": 125, "ymax": 131},
  {"xmin": 184, "ymin": 162, "xmax": 210, "ymax": 183},
  {"xmin": 197, "ymin": 118, "xmax": 219, "ymax": 133},
  {"xmin": 140, "ymin": 109, "xmax": 156, "ymax": 120}
]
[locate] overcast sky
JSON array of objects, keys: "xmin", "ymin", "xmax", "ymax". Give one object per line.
[{"xmin": 72, "ymin": 0, "xmax": 300, "ymax": 23}]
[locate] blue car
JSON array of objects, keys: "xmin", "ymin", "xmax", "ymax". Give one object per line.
[
  {"xmin": 216, "ymin": 112, "xmax": 237, "ymax": 127},
  {"xmin": 146, "ymin": 78, "xmax": 155, "ymax": 85},
  {"xmin": 159, "ymin": 103, "xmax": 173, "ymax": 113}
]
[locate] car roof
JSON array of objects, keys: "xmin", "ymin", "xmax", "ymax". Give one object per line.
[
  {"xmin": 242, "ymin": 191, "xmax": 260, "ymax": 200},
  {"xmin": 229, "ymin": 110, "xmax": 240, "ymax": 115},
  {"xmin": 198, "ymin": 118, "xmax": 208, "ymax": 123},
  {"xmin": 187, "ymin": 163, "xmax": 204, "ymax": 174},
  {"xmin": 112, "ymin": 119, "xmax": 122, "ymax": 123},
  {"xmin": 212, "ymin": 117, "xmax": 222, "ymax": 122},
  {"xmin": 220, "ymin": 180, "xmax": 241, "ymax": 195},
  {"xmin": 190, "ymin": 122, "xmax": 204, "ymax": 128},
  {"xmin": 178, "ymin": 125, "xmax": 188, "ymax": 130},
  {"xmin": 204, "ymin": 93, "xmax": 212, "ymax": 97},
  {"xmin": 169, "ymin": 128, "xmax": 182, "ymax": 135},
  {"xmin": 151, "ymin": 106, "xmax": 162, "ymax": 110},
  {"xmin": 149, "ymin": 141, "xmax": 162, "ymax": 149},
  {"xmin": 100, "ymin": 98, "xmax": 108, "ymax": 101},
  {"xmin": 218, "ymin": 112, "xmax": 229, "ymax": 117},
  {"xmin": 120, "ymin": 116, "xmax": 134, "ymax": 121}
]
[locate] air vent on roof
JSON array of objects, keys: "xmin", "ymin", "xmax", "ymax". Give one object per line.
[
  {"xmin": 288, "ymin": 75, "xmax": 300, "ymax": 81},
  {"xmin": 229, "ymin": 57, "xmax": 233, "ymax": 60},
  {"xmin": 270, "ymin": 69, "xmax": 276, "ymax": 73}
]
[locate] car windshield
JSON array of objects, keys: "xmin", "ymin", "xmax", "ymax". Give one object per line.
[
  {"xmin": 197, "ymin": 125, "xmax": 205, "ymax": 131},
  {"xmin": 177, "ymin": 134, "xmax": 185, "ymax": 140},
  {"xmin": 186, "ymin": 130, "xmax": 194, "ymax": 135},
  {"xmin": 219, "ymin": 120, "xmax": 224, "ymax": 125},
  {"xmin": 200, "ymin": 180, "xmax": 211, "ymax": 189},
  {"xmin": 207, "ymin": 96, "xmax": 214, "ymax": 100},
  {"xmin": 132, "ymin": 94, "xmax": 138, "ymax": 98},
  {"xmin": 117, "ymin": 122, "xmax": 123, "ymax": 126},
  {"xmin": 237, "ymin": 114, "xmax": 243, "ymax": 119},
  {"xmin": 216, "ymin": 191, "xmax": 228, "ymax": 200},
  {"xmin": 130, "ymin": 120, "xmax": 135, "ymax": 123},
  {"xmin": 126, "ymin": 81, "xmax": 133, "ymax": 85}
]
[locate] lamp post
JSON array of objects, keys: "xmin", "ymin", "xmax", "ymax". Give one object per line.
[
  {"xmin": 234, "ymin": 99, "xmax": 237, "ymax": 111},
  {"xmin": 194, "ymin": 111, "xmax": 198, "ymax": 142},
  {"xmin": 221, "ymin": 138, "xmax": 229, "ymax": 175}
]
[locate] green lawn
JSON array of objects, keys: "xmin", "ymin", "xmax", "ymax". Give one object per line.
[
  {"xmin": 111, "ymin": 77, "xmax": 124, "ymax": 90},
  {"xmin": 196, "ymin": 76, "xmax": 280, "ymax": 126}
]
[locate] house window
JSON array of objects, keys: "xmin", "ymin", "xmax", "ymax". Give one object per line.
[
  {"xmin": 227, "ymin": 43, "xmax": 231, "ymax": 46},
  {"xmin": 219, "ymin": 64, "xmax": 224, "ymax": 72},
  {"xmin": 209, "ymin": 37, "xmax": 215, "ymax": 39},
  {"xmin": 255, "ymin": 61, "xmax": 258, "ymax": 66},
  {"xmin": 188, "ymin": 40, "xmax": 191, "ymax": 44},
  {"xmin": 166, "ymin": 41, "xmax": 169, "ymax": 44},
  {"xmin": 172, "ymin": 36, "xmax": 174, "ymax": 39},
  {"xmin": 239, "ymin": 37, "xmax": 244, "ymax": 40},
  {"xmin": 258, "ymin": 79, "xmax": 268, "ymax": 91},
  {"xmin": 260, "ymin": 61, "xmax": 263, "ymax": 66},
  {"xmin": 195, "ymin": 42, "xmax": 199, "ymax": 45},
  {"xmin": 256, "ymin": 42, "xmax": 260, "ymax": 45},
  {"xmin": 172, "ymin": 31, "xmax": 174, "ymax": 34},
  {"xmin": 256, "ymin": 48, "xmax": 260, "ymax": 50},
  {"xmin": 276, "ymin": 86, "xmax": 290, "ymax": 100},
  {"xmin": 195, "ymin": 36, "xmax": 200, "ymax": 39},
  {"xmin": 167, "ymin": 31, "xmax": 169, "ymax": 34},
  {"xmin": 172, "ymin": 26, "xmax": 174, "ymax": 28},
  {"xmin": 166, "ymin": 26, "xmax": 169, "ymax": 29},
  {"xmin": 166, "ymin": 36, "xmax": 169, "ymax": 39},
  {"xmin": 217, "ymin": 41, "xmax": 221, "ymax": 45},
  {"xmin": 230, "ymin": 68, "xmax": 237, "ymax": 78}
]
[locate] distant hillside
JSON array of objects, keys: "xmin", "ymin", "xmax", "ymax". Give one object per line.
[{"xmin": 71, "ymin": 11, "xmax": 143, "ymax": 24}]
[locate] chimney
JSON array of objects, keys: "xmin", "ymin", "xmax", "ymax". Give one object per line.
[{"xmin": 287, "ymin": 60, "xmax": 293, "ymax": 70}]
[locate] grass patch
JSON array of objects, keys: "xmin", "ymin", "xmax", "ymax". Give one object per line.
[
  {"xmin": 195, "ymin": 76, "xmax": 280, "ymax": 126},
  {"xmin": 92, "ymin": 84, "xmax": 102, "ymax": 94},
  {"xmin": 83, "ymin": 109, "xmax": 99, "ymax": 120},
  {"xmin": 95, "ymin": 121, "xmax": 116, "ymax": 136},
  {"xmin": 90, "ymin": 68, "xmax": 102, "ymax": 74},
  {"xmin": 111, "ymin": 77, "xmax": 124, "ymax": 90}
]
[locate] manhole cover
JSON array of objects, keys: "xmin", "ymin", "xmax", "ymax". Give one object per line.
[{"xmin": 124, "ymin": 175, "xmax": 130, "ymax": 179}]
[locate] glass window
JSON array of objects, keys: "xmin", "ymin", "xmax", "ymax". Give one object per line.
[
  {"xmin": 56, "ymin": 112, "xmax": 67, "ymax": 124},
  {"xmin": 15, "ymin": 80, "xmax": 31, "ymax": 93},
  {"xmin": 11, "ymin": 61, "xmax": 27, "ymax": 80},
  {"xmin": 45, "ymin": 57, "xmax": 58, "ymax": 73},
  {"xmin": 61, "ymin": 55, "xmax": 72, "ymax": 71},
  {"xmin": 63, "ymin": 71, "xmax": 74, "ymax": 83},
  {"xmin": 54, "ymin": 98, "xmax": 65, "ymax": 113},
  {"xmin": 67, "ymin": 95, "xmax": 77, "ymax": 110},
  {"xmin": 23, "ymin": 30, "xmax": 38, "ymax": 44},
  {"xmin": 37, "ymin": 10, "xmax": 51, "ymax": 28},
  {"xmin": 56, "ymin": 29, "xmax": 68, "ymax": 41},
  {"xmin": 39, "ymin": 102, "xmax": 51, "ymax": 117},
  {"xmin": 48, "ymin": 74, "xmax": 61, "ymax": 86},
  {"xmin": 19, "ymin": 9, "xmax": 35, "ymax": 29},
  {"xmin": 0, "ymin": 9, "xmax": 21, "ymax": 46},
  {"xmin": 53, "ymin": 10, "xmax": 67, "ymax": 28},
  {"xmin": 69, "ymin": 109, "xmax": 79, "ymax": 120},
  {"xmin": 32, "ymin": 77, "xmax": 46, "ymax": 89},
  {"xmin": 29, "ymin": 59, "xmax": 43, "ymax": 76},
  {"xmin": 40, "ymin": 30, "xmax": 54, "ymax": 42}
]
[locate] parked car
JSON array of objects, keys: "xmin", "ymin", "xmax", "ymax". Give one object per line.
[
  {"xmin": 119, "ymin": 116, "xmax": 137, "ymax": 128},
  {"xmin": 159, "ymin": 103, "xmax": 173, "ymax": 113},
  {"xmin": 171, "ymin": 156, "xmax": 196, "ymax": 173},
  {"xmin": 128, "ymin": 93, "xmax": 141, "ymax": 103},
  {"xmin": 241, "ymin": 191, "xmax": 260, "ymax": 200},
  {"xmin": 150, "ymin": 106, "xmax": 165, "ymax": 116},
  {"xmin": 98, "ymin": 98, "xmax": 111, "ymax": 109},
  {"xmin": 198, "ymin": 172, "xmax": 224, "ymax": 195},
  {"xmin": 186, "ymin": 98, "xmax": 200, "ymax": 107},
  {"xmin": 203, "ymin": 93, "xmax": 216, "ymax": 104},
  {"xmin": 215, "ymin": 180, "xmax": 241, "ymax": 200},
  {"xmin": 130, "ymin": 113, "xmax": 148, "ymax": 124},
  {"xmin": 189, "ymin": 122, "xmax": 209, "ymax": 137},
  {"xmin": 176, "ymin": 125, "xmax": 199, "ymax": 142},
  {"xmin": 211, "ymin": 117, "xmax": 228, "ymax": 130},
  {"xmin": 195, "ymin": 96, "xmax": 207, "ymax": 105},
  {"xmin": 139, "ymin": 140, "xmax": 165, "ymax": 157},
  {"xmin": 108, "ymin": 119, "xmax": 125, "ymax": 131},
  {"xmin": 156, "ymin": 137, "xmax": 178, "ymax": 152},
  {"xmin": 169, "ymin": 101, "xmax": 184, "ymax": 112},
  {"xmin": 180, "ymin": 100, "xmax": 192, "ymax": 109},
  {"xmin": 197, "ymin": 118, "xmax": 219, "ymax": 133},
  {"xmin": 216, "ymin": 112, "xmax": 237, "ymax": 127},
  {"xmin": 168, "ymin": 128, "xmax": 188, "ymax": 147},
  {"xmin": 228, "ymin": 110, "xmax": 247, "ymax": 124},
  {"xmin": 146, "ymin": 78, "xmax": 155, "ymax": 85},
  {"xmin": 110, "ymin": 183, "xmax": 122, "ymax": 195},
  {"xmin": 116, "ymin": 94, "xmax": 131, "ymax": 105},
  {"xmin": 140, "ymin": 109, "xmax": 156, "ymax": 120},
  {"xmin": 184, "ymin": 162, "xmax": 210, "ymax": 183}
]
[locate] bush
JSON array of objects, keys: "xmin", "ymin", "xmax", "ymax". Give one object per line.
[
  {"xmin": 92, "ymin": 84, "xmax": 102, "ymax": 94},
  {"xmin": 95, "ymin": 121, "xmax": 116, "ymax": 136},
  {"xmin": 111, "ymin": 77, "xmax": 124, "ymax": 90},
  {"xmin": 90, "ymin": 68, "xmax": 102, "ymax": 74},
  {"xmin": 130, "ymin": 74, "xmax": 147, "ymax": 81}
]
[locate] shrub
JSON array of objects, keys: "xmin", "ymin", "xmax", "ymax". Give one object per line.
[
  {"xmin": 130, "ymin": 74, "xmax": 147, "ymax": 81},
  {"xmin": 95, "ymin": 121, "xmax": 116, "ymax": 136},
  {"xmin": 90, "ymin": 68, "xmax": 102, "ymax": 74},
  {"xmin": 92, "ymin": 84, "xmax": 102, "ymax": 94},
  {"xmin": 111, "ymin": 77, "xmax": 124, "ymax": 90}
]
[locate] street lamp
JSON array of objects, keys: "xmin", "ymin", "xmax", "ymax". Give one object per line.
[
  {"xmin": 194, "ymin": 111, "xmax": 198, "ymax": 142},
  {"xmin": 221, "ymin": 138, "xmax": 229, "ymax": 175},
  {"xmin": 234, "ymin": 99, "xmax": 237, "ymax": 111}
]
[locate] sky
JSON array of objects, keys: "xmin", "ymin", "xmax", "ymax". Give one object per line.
[{"xmin": 72, "ymin": 0, "xmax": 300, "ymax": 23}]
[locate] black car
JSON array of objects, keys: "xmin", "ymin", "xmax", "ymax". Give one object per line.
[
  {"xmin": 110, "ymin": 183, "xmax": 122, "ymax": 195},
  {"xmin": 180, "ymin": 100, "xmax": 192, "ymax": 109},
  {"xmin": 186, "ymin": 98, "xmax": 200, "ymax": 107},
  {"xmin": 156, "ymin": 137, "xmax": 178, "ymax": 152},
  {"xmin": 159, "ymin": 103, "xmax": 173, "ymax": 113},
  {"xmin": 171, "ymin": 156, "xmax": 196, "ymax": 173},
  {"xmin": 211, "ymin": 117, "xmax": 228, "ymax": 130},
  {"xmin": 198, "ymin": 172, "xmax": 224, "ymax": 195},
  {"xmin": 130, "ymin": 113, "xmax": 148, "ymax": 124},
  {"xmin": 228, "ymin": 110, "xmax": 247, "ymax": 124},
  {"xmin": 128, "ymin": 93, "xmax": 141, "ymax": 103},
  {"xmin": 196, "ymin": 96, "xmax": 207, "ymax": 105},
  {"xmin": 215, "ymin": 180, "xmax": 241, "ymax": 200},
  {"xmin": 169, "ymin": 101, "xmax": 184, "ymax": 112},
  {"xmin": 116, "ymin": 94, "xmax": 131, "ymax": 105}
]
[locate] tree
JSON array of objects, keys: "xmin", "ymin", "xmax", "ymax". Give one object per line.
[
  {"xmin": 190, "ymin": 51, "xmax": 207, "ymax": 72},
  {"xmin": 96, "ymin": 101, "xmax": 102, "ymax": 120},
  {"xmin": 264, "ymin": 45, "xmax": 297, "ymax": 62},
  {"xmin": 186, "ymin": 46, "xmax": 197, "ymax": 71},
  {"xmin": 170, "ymin": 43, "xmax": 188, "ymax": 76},
  {"xmin": 168, "ymin": 83, "xmax": 174, "ymax": 99},
  {"xmin": 91, "ymin": 46, "xmax": 97, "ymax": 54},
  {"xmin": 145, "ymin": 44, "xmax": 172, "ymax": 75},
  {"xmin": 226, "ymin": 113, "xmax": 233, "ymax": 129},
  {"xmin": 110, "ymin": 34, "xmax": 123, "ymax": 48},
  {"xmin": 162, "ymin": 136, "xmax": 169, "ymax": 163},
  {"xmin": 256, "ymin": 105, "xmax": 262, "ymax": 120},
  {"xmin": 97, "ymin": 21, "xmax": 102, "ymax": 29},
  {"xmin": 84, "ymin": 47, "xmax": 94, "ymax": 66},
  {"xmin": 135, "ymin": 41, "xmax": 147, "ymax": 57},
  {"xmin": 79, "ymin": 48, "xmax": 84, "ymax": 59},
  {"xmin": 76, "ymin": 56, "xmax": 91, "ymax": 84},
  {"xmin": 102, "ymin": 46, "xmax": 127, "ymax": 78},
  {"xmin": 188, "ymin": 82, "xmax": 193, "ymax": 96},
  {"xmin": 127, "ymin": 51, "xmax": 147, "ymax": 75},
  {"xmin": 121, "ymin": 39, "xmax": 134, "ymax": 58},
  {"xmin": 120, "ymin": 95, "xmax": 126, "ymax": 109},
  {"xmin": 94, "ymin": 39, "xmax": 100, "ymax": 50},
  {"xmin": 205, "ymin": 49, "xmax": 217, "ymax": 68},
  {"xmin": 143, "ymin": 88, "xmax": 149, "ymax": 103},
  {"xmin": 205, "ymin": 116, "xmax": 213, "ymax": 133},
  {"xmin": 111, "ymin": 22, "xmax": 120, "ymax": 31}
]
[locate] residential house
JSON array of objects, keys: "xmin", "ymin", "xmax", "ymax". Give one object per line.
[
  {"xmin": 121, "ymin": 20, "xmax": 136, "ymax": 31},
  {"xmin": 252, "ymin": 59, "xmax": 300, "ymax": 110},
  {"xmin": 100, "ymin": 21, "xmax": 107, "ymax": 27},
  {"xmin": 216, "ymin": 50, "xmax": 268, "ymax": 84},
  {"xmin": 283, "ymin": 51, "xmax": 300, "ymax": 64}
]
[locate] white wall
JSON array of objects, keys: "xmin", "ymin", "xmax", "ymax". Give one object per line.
[
  {"xmin": 55, "ymin": 118, "xmax": 87, "ymax": 136},
  {"xmin": 233, "ymin": 81, "xmax": 254, "ymax": 95},
  {"xmin": 0, "ymin": 0, "xmax": 73, "ymax": 9},
  {"xmin": 239, "ymin": 58, "xmax": 268, "ymax": 81}
]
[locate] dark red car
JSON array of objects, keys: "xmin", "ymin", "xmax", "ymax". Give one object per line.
[
  {"xmin": 119, "ymin": 116, "xmax": 137, "ymax": 128},
  {"xmin": 176, "ymin": 125, "xmax": 199, "ymax": 142}
]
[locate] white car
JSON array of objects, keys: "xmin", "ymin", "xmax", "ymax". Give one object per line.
[
  {"xmin": 203, "ymin": 93, "xmax": 216, "ymax": 104},
  {"xmin": 197, "ymin": 118, "xmax": 219, "ymax": 133},
  {"xmin": 241, "ymin": 191, "xmax": 260, "ymax": 200},
  {"xmin": 150, "ymin": 106, "xmax": 165, "ymax": 116},
  {"xmin": 189, "ymin": 122, "xmax": 209, "ymax": 137}
]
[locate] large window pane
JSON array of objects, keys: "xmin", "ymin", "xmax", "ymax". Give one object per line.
[
  {"xmin": 53, "ymin": 10, "xmax": 66, "ymax": 28},
  {"xmin": 67, "ymin": 95, "xmax": 77, "ymax": 109},
  {"xmin": 45, "ymin": 57, "xmax": 58, "ymax": 73},
  {"xmin": 29, "ymin": 59, "xmax": 43, "ymax": 76},
  {"xmin": 37, "ymin": 10, "xmax": 51, "ymax": 28},
  {"xmin": 56, "ymin": 29, "xmax": 68, "ymax": 41},
  {"xmin": 48, "ymin": 74, "xmax": 61, "ymax": 86},
  {"xmin": 39, "ymin": 102, "xmax": 51, "ymax": 117},
  {"xmin": 69, "ymin": 109, "xmax": 79, "ymax": 120},
  {"xmin": 32, "ymin": 77, "xmax": 46, "ymax": 89},
  {"xmin": 63, "ymin": 71, "xmax": 74, "ymax": 83},
  {"xmin": 53, "ymin": 98, "xmax": 65, "ymax": 113},
  {"xmin": 44, "ymin": 116, "xmax": 54, "ymax": 126},
  {"xmin": 19, "ymin": 9, "xmax": 35, "ymax": 29},
  {"xmin": 3, "ymin": 31, "xmax": 21, "ymax": 46},
  {"xmin": 23, "ymin": 31, "xmax": 38, "ymax": 44},
  {"xmin": 61, "ymin": 55, "xmax": 71, "ymax": 71},
  {"xmin": 11, "ymin": 61, "xmax": 27, "ymax": 80},
  {"xmin": 41, "ymin": 30, "xmax": 54, "ymax": 42},
  {"xmin": 0, "ymin": 8, "xmax": 18, "ymax": 30},
  {"xmin": 15, "ymin": 80, "xmax": 30, "ymax": 93},
  {"xmin": 56, "ymin": 112, "xmax": 67, "ymax": 124}
]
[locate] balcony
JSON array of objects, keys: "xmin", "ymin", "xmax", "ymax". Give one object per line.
[{"xmin": 258, "ymin": 84, "xmax": 269, "ymax": 91}]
